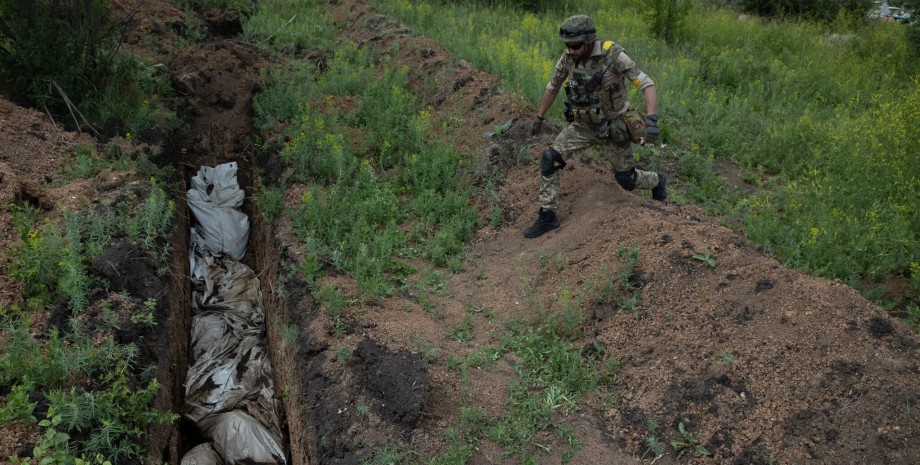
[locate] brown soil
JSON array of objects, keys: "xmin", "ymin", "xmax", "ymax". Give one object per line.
[{"xmin": 1, "ymin": 1, "xmax": 918, "ymax": 464}]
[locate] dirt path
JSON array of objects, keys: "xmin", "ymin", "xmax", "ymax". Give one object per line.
[{"xmin": 0, "ymin": 0, "xmax": 918, "ymax": 464}]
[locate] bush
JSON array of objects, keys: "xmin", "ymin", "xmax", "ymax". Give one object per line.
[
  {"xmin": 643, "ymin": 0, "xmax": 693, "ymax": 43},
  {"xmin": 738, "ymin": 0, "xmax": 873, "ymax": 22},
  {"xmin": 0, "ymin": 0, "xmax": 119, "ymax": 115}
]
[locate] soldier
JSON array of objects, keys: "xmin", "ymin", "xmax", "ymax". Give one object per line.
[{"xmin": 524, "ymin": 14, "xmax": 666, "ymax": 239}]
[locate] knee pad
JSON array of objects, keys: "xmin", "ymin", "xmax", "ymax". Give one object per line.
[
  {"xmin": 614, "ymin": 168, "xmax": 637, "ymax": 191},
  {"xmin": 540, "ymin": 148, "xmax": 566, "ymax": 177}
]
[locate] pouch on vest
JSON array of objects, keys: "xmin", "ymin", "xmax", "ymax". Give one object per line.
[
  {"xmin": 621, "ymin": 108, "xmax": 646, "ymax": 144},
  {"xmin": 610, "ymin": 117, "xmax": 630, "ymax": 145}
]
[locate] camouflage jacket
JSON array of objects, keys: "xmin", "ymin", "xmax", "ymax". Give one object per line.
[{"xmin": 546, "ymin": 40, "xmax": 654, "ymax": 122}]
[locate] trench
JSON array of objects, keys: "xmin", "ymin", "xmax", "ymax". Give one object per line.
[
  {"xmin": 116, "ymin": 6, "xmax": 319, "ymax": 461},
  {"xmin": 144, "ymin": 156, "xmax": 315, "ymax": 464},
  {"xmin": 136, "ymin": 8, "xmax": 423, "ymax": 463}
]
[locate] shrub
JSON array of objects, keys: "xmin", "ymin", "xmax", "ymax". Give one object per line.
[
  {"xmin": 0, "ymin": 0, "xmax": 119, "ymax": 115},
  {"xmin": 737, "ymin": 0, "xmax": 873, "ymax": 22},
  {"xmin": 643, "ymin": 0, "xmax": 694, "ymax": 43}
]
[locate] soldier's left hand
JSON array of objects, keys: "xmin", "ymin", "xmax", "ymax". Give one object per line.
[{"xmin": 530, "ymin": 116, "xmax": 544, "ymax": 136}]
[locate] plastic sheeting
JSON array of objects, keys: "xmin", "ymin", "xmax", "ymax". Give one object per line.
[
  {"xmin": 182, "ymin": 162, "xmax": 287, "ymax": 465},
  {"xmin": 187, "ymin": 162, "xmax": 249, "ymax": 260}
]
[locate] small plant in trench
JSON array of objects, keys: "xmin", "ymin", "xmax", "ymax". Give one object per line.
[
  {"xmin": 281, "ymin": 323, "xmax": 300, "ymax": 349},
  {"xmin": 671, "ymin": 422, "xmax": 711, "ymax": 459},
  {"xmin": 693, "ymin": 252, "xmax": 717, "ymax": 268},
  {"xmin": 410, "ymin": 335, "xmax": 438, "ymax": 362},
  {"xmin": 641, "ymin": 419, "xmax": 664, "ymax": 461},
  {"xmin": 335, "ymin": 347, "xmax": 353, "ymax": 364},
  {"xmin": 446, "ymin": 315, "xmax": 475, "ymax": 343},
  {"xmin": 363, "ymin": 445, "xmax": 414, "ymax": 465},
  {"xmin": 130, "ymin": 298, "xmax": 158, "ymax": 327}
]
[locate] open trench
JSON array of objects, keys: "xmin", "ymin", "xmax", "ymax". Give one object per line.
[
  {"xmin": 135, "ymin": 8, "xmax": 430, "ymax": 464},
  {"xmin": 136, "ymin": 25, "xmax": 318, "ymax": 464},
  {"xmin": 147, "ymin": 132, "xmax": 317, "ymax": 465},
  {"xmin": 148, "ymin": 158, "xmax": 316, "ymax": 464}
]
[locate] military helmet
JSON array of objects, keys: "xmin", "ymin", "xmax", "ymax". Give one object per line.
[{"xmin": 559, "ymin": 15, "xmax": 596, "ymax": 45}]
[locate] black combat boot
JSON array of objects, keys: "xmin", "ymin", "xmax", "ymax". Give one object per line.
[
  {"xmin": 523, "ymin": 208, "xmax": 560, "ymax": 238},
  {"xmin": 652, "ymin": 172, "xmax": 667, "ymax": 201}
]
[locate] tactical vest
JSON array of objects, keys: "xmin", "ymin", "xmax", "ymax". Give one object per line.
[{"xmin": 565, "ymin": 41, "xmax": 627, "ymax": 125}]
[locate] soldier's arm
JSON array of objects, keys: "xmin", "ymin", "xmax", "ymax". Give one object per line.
[
  {"xmin": 617, "ymin": 52, "xmax": 656, "ymax": 114},
  {"xmin": 537, "ymin": 55, "xmax": 569, "ymax": 119}
]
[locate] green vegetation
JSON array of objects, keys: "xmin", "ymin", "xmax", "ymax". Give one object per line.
[
  {"xmin": 692, "ymin": 252, "xmax": 717, "ymax": 268},
  {"xmin": 374, "ymin": 0, "xmax": 920, "ymax": 308},
  {"xmin": 249, "ymin": 1, "xmax": 479, "ymax": 298},
  {"xmin": 0, "ymin": 17, "xmax": 177, "ymax": 441},
  {"xmin": 0, "ymin": 0, "xmax": 178, "ymax": 137},
  {"xmin": 671, "ymin": 421, "xmax": 711, "ymax": 458},
  {"xmin": 2, "ymin": 162, "xmax": 177, "ymax": 462}
]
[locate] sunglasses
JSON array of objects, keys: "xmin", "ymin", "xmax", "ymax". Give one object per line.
[
  {"xmin": 564, "ymin": 42, "xmax": 587, "ymax": 51},
  {"xmin": 559, "ymin": 27, "xmax": 595, "ymax": 38}
]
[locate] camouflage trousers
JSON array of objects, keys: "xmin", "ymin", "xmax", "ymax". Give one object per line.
[{"xmin": 538, "ymin": 120, "xmax": 660, "ymax": 211}]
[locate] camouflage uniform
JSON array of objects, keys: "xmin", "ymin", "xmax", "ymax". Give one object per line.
[{"xmin": 539, "ymin": 40, "xmax": 659, "ymax": 211}]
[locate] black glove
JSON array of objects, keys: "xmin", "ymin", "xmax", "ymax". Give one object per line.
[
  {"xmin": 530, "ymin": 115, "xmax": 544, "ymax": 136},
  {"xmin": 644, "ymin": 114, "xmax": 659, "ymax": 145}
]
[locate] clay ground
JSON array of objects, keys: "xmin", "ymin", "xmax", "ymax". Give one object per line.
[{"xmin": 1, "ymin": 0, "xmax": 919, "ymax": 464}]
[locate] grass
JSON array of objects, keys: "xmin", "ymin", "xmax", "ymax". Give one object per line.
[
  {"xmin": 239, "ymin": 1, "xmax": 919, "ymax": 462},
  {"xmin": 2, "ymin": 158, "xmax": 179, "ymax": 462},
  {"xmin": 373, "ymin": 0, "xmax": 920, "ymax": 308},
  {"xmin": 250, "ymin": 18, "xmax": 480, "ymax": 295}
]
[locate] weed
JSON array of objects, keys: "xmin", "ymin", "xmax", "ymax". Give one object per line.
[
  {"xmin": 552, "ymin": 251, "xmax": 569, "ymax": 273},
  {"xmin": 281, "ymin": 323, "xmax": 300, "ymax": 349},
  {"xmin": 446, "ymin": 355, "xmax": 463, "ymax": 372},
  {"xmin": 641, "ymin": 419, "xmax": 664, "ymax": 461},
  {"xmin": 256, "ymin": 184, "xmax": 285, "ymax": 221},
  {"xmin": 429, "ymin": 426, "xmax": 475, "ymax": 465},
  {"xmin": 419, "ymin": 268, "xmax": 450, "ymax": 296},
  {"xmin": 489, "ymin": 207, "xmax": 503, "ymax": 227},
  {"xmin": 671, "ymin": 422, "xmax": 711, "ymax": 458},
  {"xmin": 410, "ymin": 335, "xmax": 438, "ymax": 362},
  {"xmin": 315, "ymin": 283, "xmax": 345, "ymax": 314},
  {"xmin": 719, "ymin": 352, "xmax": 737, "ymax": 367},
  {"xmin": 0, "ymin": 384, "xmax": 36, "ymax": 423},
  {"xmin": 129, "ymin": 302, "xmax": 156, "ymax": 327},
  {"xmin": 590, "ymin": 264, "xmax": 618, "ymax": 306},
  {"xmin": 126, "ymin": 179, "xmax": 175, "ymax": 263},
  {"xmin": 335, "ymin": 347, "xmax": 353, "ymax": 364},
  {"xmin": 543, "ymin": 289, "xmax": 586, "ymax": 341},
  {"xmin": 484, "ymin": 119, "xmax": 513, "ymax": 138},
  {"xmin": 11, "ymin": 408, "xmax": 71, "ymax": 465},
  {"xmin": 331, "ymin": 317, "xmax": 346, "ymax": 338},
  {"xmin": 446, "ymin": 315, "xmax": 475, "ymax": 343},
  {"xmin": 362, "ymin": 445, "xmax": 413, "ymax": 465},
  {"xmin": 693, "ymin": 252, "xmax": 717, "ymax": 268},
  {"xmin": 72, "ymin": 145, "xmax": 100, "ymax": 179}
]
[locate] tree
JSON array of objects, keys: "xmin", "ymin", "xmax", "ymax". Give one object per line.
[{"xmin": 643, "ymin": 0, "xmax": 694, "ymax": 43}]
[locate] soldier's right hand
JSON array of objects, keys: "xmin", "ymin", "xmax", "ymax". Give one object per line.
[{"xmin": 530, "ymin": 116, "xmax": 544, "ymax": 136}]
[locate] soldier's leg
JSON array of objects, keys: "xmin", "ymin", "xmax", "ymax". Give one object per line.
[
  {"xmin": 524, "ymin": 123, "xmax": 597, "ymax": 238},
  {"xmin": 607, "ymin": 141, "xmax": 666, "ymax": 200}
]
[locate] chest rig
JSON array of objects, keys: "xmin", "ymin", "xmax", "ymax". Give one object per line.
[{"xmin": 564, "ymin": 41, "xmax": 627, "ymax": 125}]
